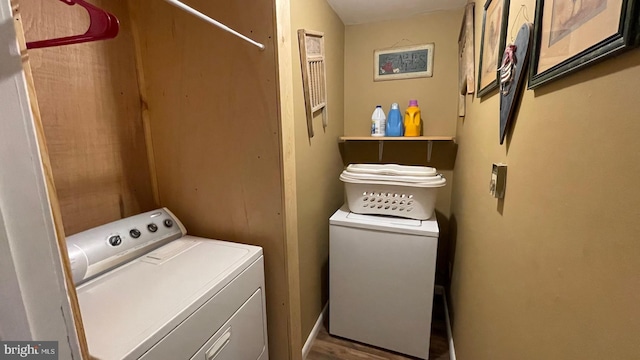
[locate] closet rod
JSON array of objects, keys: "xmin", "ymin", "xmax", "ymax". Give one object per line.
[{"xmin": 163, "ymin": 0, "xmax": 265, "ymax": 50}]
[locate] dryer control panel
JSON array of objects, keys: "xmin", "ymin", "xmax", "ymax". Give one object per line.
[{"xmin": 66, "ymin": 208, "xmax": 186, "ymax": 285}]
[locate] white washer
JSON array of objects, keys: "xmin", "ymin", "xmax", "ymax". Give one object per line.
[
  {"xmin": 329, "ymin": 206, "xmax": 438, "ymax": 359},
  {"xmin": 67, "ymin": 208, "xmax": 268, "ymax": 360}
]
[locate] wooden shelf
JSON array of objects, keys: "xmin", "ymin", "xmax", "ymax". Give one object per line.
[
  {"xmin": 338, "ymin": 136, "xmax": 455, "ymax": 142},
  {"xmin": 338, "ymin": 136, "xmax": 456, "ymax": 162}
]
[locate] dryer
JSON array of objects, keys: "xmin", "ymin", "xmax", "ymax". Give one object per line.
[{"xmin": 67, "ymin": 208, "xmax": 268, "ymax": 360}]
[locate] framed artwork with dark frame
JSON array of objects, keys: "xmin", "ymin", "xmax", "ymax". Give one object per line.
[
  {"xmin": 528, "ymin": 0, "xmax": 639, "ymax": 89},
  {"xmin": 477, "ymin": 0, "xmax": 511, "ymax": 97}
]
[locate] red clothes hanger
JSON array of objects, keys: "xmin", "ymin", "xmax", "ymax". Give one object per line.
[{"xmin": 26, "ymin": 0, "xmax": 119, "ymax": 49}]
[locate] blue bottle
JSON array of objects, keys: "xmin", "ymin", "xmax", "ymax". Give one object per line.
[{"xmin": 386, "ymin": 103, "xmax": 403, "ymax": 136}]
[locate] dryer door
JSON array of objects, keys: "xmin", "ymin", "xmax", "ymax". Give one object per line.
[{"xmin": 191, "ymin": 288, "xmax": 267, "ymax": 360}]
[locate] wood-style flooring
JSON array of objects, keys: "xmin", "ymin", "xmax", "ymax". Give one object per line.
[{"xmin": 306, "ymin": 294, "xmax": 449, "ymax": 360}]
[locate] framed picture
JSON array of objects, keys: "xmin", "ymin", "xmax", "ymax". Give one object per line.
[
  {"xmin": 477, "ymin": 0, "xmax": 511, "ymax": 97},
  {"xmin": 459, "ymin": 4, "xmax": 476, "ymax": 116},
  {"xmin": 459, "ymin": 3, "xmax": 476, "ymax": 95},
  {"xmin": 374, "ymin": 44, "xmax": 434, "ymax": 81},
  {"xmin": 528, "ymin": 0, "xmax": 638, "ymax": 89}
]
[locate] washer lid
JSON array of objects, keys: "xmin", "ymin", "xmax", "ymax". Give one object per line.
[
  {"xmin": 77, "ymin": 237, "xmax": 262, "ymax": 360},
  {"xmin": 330, "ymin": 206, "xmax": 439, "ymax": 237}
]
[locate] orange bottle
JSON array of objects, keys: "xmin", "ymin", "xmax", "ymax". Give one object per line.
[{"xmin": 404, "ymin": 100, "xmax": 421, "ymax": 136}]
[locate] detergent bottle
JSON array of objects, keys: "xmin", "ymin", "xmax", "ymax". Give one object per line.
[
  {"xmin": 371, "ymin": 105, "xmax": 386, "ymax": 137},
  {"xmin": 386, "ymin": 103, "xmax": 403, "ymax": 136},
  {"xmin": 404, "ymin": 100, "xmax": 421, "ymax": 137}
]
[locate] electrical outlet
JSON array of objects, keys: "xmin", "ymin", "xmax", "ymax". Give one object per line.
[{"xmin": 490, "ymin": 163, "xmax": 507, "ymax": 198}]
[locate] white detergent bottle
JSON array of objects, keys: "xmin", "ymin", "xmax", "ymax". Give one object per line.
[{"xmin": 371, "ymin": 105, "xmax": 386, "ymax": 137}]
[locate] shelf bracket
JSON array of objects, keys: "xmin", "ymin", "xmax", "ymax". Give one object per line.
[
  {"xmin": 427, "ymin": 140, "xmax": 433, "ymax": 162},
  {"xmin": 378, "ymin": 140, "xmax": 384, "ymax": 162}
]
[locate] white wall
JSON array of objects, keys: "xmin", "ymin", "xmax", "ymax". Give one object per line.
[{"xmin": 0, "ymin": 0, "xmax": 81, "ymax": 357}]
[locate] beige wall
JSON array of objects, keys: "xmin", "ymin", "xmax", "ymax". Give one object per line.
[
  {"xmin": 344, "ymin": 10, "xmax": 462, "ymax": 137},
  {"xmin": 343, "ymin": 10, "xmax": 462, "ymax": 217},
  {"xmin": 343, "ymin": 10, "xmax": 463, "ymax": 284},
  {"xmin": 450, "ymin": 0, "xmax": 640, "ymax": 359},
  {"xmin": 290, "ymin": 0, "xmax": 346, "ymax": 342}
]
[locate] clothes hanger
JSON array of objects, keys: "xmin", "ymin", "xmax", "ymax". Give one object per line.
[
  {"xmin": 24, "ymin": 0, "xmax": 263, "ymax": 50},
  {"xmin": 26, "ymin": 0, "xmax": 119, "ymax": 49}
]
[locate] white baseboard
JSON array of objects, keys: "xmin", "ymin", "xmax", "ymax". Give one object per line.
[
  {"xmin": 302, "ymin": 302, "xmax": 328, "ymax": 360},
  {"xmin": 435, "ymin": 285, "xmax": 456, "ymax": 360}
]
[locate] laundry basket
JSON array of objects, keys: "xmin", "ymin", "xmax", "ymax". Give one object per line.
[{"xmin": 340, "ymin": 164, "xmax": 446, "ymax": 220}]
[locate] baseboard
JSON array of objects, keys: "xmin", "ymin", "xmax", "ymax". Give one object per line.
[
  {"xmin": 302, "ymin": 302, "xmax": 328, "ymax": 360},
  {"xmin": 435, "ymin": 285, "xmax": 457, "ymax": 360}
]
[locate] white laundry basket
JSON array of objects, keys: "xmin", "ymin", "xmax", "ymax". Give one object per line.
[{"xmin": 340, "ymin": 164, "xmax": 446, "ymax": 220}]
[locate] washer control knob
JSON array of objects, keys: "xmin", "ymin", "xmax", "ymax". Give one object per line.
[
  {"xmin": 129, "ymin": 229, "xmax": 141, "ymax": 239},
  {"xmin": 108, "ymin": 235, "xmax": 122, "ymax": 246},
  {"xmin": 147, "ymin": 223, "xmax": 158, "ymax": 233},
  {"xmin": 163, "ymin": 219, "xmax": 174, "ymax": 228}
]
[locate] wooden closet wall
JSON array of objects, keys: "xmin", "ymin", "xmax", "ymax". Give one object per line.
[
  {"xmin": 18, "ymin": 0, "xmax": 298, "ymax": 358},
  {"xmin": 20, "ymin": 0, "xmax": 156, "ymax": 235}
]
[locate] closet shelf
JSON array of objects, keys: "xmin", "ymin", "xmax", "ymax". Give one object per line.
[
  {"xmin": 338, "ymin": 136, "xmax": 455, "ymax": 142},
  {"xmin": 338, "ymin": 136, "xmax": 456, "ymax": 162}
]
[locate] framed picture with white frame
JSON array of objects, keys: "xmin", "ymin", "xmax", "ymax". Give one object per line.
[{"xmin": 374, "ymin": 44, "xmax": 434, "ymax": 81}]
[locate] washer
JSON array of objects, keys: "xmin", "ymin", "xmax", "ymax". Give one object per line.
[
  {"xmin": 329, "ymin": 206, "xmax": 438, "ymax": 359},
  {"xmin": 67, "ymin": 208, "xmax": 268, "ymax": 360}
]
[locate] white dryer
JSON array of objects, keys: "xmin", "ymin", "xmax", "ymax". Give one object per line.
[
  {"xmin": 66, "ymin": 208, "xmax": 268, "ymax": 360},
  {"xmin": 329, "ymin": 206, "xmax": 438, "ymax": 359}
]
